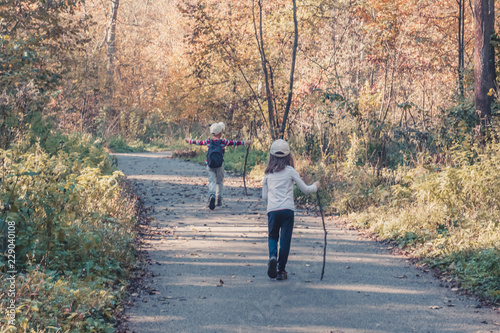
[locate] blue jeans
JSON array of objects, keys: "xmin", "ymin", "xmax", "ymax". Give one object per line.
[{"xmin": 267, "ymin": 209, "xmax": 294, "ymax": 271}]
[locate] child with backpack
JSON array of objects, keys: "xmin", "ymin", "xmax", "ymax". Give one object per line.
[
  {"xmin": 185, "ymin": 122, "xmax": 252, "ymax": 210},
  {"xmin": 262, "ymin": 139, "xmax": 320, "ymax": 280}
]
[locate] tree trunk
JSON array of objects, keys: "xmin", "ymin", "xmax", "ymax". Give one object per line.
[
  {"xmin": 458, "ymin": 0, "xmax": 465, "ymax": 97},
  {"xmin": 106, "ymin": 0, "xmax": 120, "ymax": 96},
  {"xmin": 256, "ymin": 0, "xmax": 277, "ymax": 140},
  {"xmin": 474, "ymin": 0, "xmax": 495, "ymax": 127},
  {"xmin": 279, "ymin": 0, "xmax": 299, "ymax": 139}
]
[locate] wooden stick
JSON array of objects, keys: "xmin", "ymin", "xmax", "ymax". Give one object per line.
[
  {"xmin": 317, "ymin": 191, "xmax": 327, "ymax": 280},
  {"xmin": 242, "ymin": 121, "xmax": 253, "ymax": 196},
  {"xmin": 243, "ymin": 146, "xmax": 250, "ymax": 195}
]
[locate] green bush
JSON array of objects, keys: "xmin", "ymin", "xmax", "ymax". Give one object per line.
[
  {"xmin": 348, "ymin": 141, "xmax": 500, "ymax": 303},
  {"xmin": 0, "ymin": 132, "xmax": 137, "ymax": 331},
  {"xmin": 108, "ymin": 135, "xmax": 140, "ymax": 153},
  {"xmin": 107, "ymin": 135, "xmax": 170, "ymax": 153},
  {"xmin": 0, "ymin": 267, "xmax": 121, "ymax": 332}
]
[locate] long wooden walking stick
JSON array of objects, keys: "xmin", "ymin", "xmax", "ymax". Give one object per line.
[
  {"xmin": 316, "ymin": 191, "xmax": 327, "ymax": 280},
  {"xmin": 242, "ymin": 121, "xmax": 254, "ymax": 196}
]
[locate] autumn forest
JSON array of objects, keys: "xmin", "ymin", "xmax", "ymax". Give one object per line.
[{"xmin": 1, "ymin": 0, "xmax": 499, "ymax": 331}]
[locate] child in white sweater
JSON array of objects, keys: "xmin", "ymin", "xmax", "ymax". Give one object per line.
[{"xmin": 262, "ymin": 139, "xmax": 320, "ymax": 280}]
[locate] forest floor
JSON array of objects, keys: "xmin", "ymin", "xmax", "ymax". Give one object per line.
[{"xmin": 113, "ymin": 152, "xmax": 499, "ymax": 333}]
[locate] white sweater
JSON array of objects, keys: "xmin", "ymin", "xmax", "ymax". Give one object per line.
[{"xmin": 262, "ymin": 166, "xmax": 318, "ymax": 213}]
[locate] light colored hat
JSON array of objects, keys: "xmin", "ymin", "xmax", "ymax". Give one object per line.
[
  {"xmin": 210, "ymin": 122, "xmax": 225, "ymax": 135},
  {"xmin": 270, "ymin": 139, "xmax": 290, "ymax": 157}
]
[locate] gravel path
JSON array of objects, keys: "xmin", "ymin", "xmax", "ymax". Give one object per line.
[{"xmin": 114, "ymin": 152, "xmax": 499, "ymax": 333}]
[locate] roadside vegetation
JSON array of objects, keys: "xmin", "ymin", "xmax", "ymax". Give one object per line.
[{"xmin": 0, "ymin": 124, "xmax": 138, "ymax": 332}]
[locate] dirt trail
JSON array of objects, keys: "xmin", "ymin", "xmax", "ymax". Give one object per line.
[{"xmin": 114, "ymin": 152, "xmax": 498, "ymax": 333}]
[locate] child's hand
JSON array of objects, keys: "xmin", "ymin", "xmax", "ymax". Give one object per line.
[
  {"xmin": 314, "ymin": 181, "xmax": 321, "ymax": 190},
  {"xmin": 246, "ymin": 140, "xmax": 253, "ymax": 146},
  {"xmin": 185, "ymin": 138, "xmax": 190, "ymax": 143}
]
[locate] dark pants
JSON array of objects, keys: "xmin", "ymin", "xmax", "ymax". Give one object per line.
[{"xmin": 267, "ymin": 209, "xmax": 294, "ymax": 271}]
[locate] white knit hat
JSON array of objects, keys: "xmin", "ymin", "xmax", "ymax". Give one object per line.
[
  {"xmin": 210, "ymin": 122, "xmax": 225, "ymax": 135},
  {"xmin": 270, "ymin": 139, "xmax": 290, "ymax": 157}
]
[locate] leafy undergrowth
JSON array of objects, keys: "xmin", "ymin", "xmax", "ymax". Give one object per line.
[
  {"xmin": 0, "ymin": 132, "xmax": 138, "ymax": 332},
  {"xmin": 347, "ymin": 143, "xmax": 500, "ymax": 305},
  {"xmin": 106, "ymin": 135, "xmax": 170, "ymax": 153}
]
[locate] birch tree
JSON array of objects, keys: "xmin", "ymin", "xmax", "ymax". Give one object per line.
[{"xmin": 106, "ymin": 0, "xmax": 120, "ymax": 97}]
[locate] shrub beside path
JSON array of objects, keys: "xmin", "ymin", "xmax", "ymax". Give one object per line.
[{"xmin": 114, "ymin": 152, "xmax": 498, "ymax": 333}]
